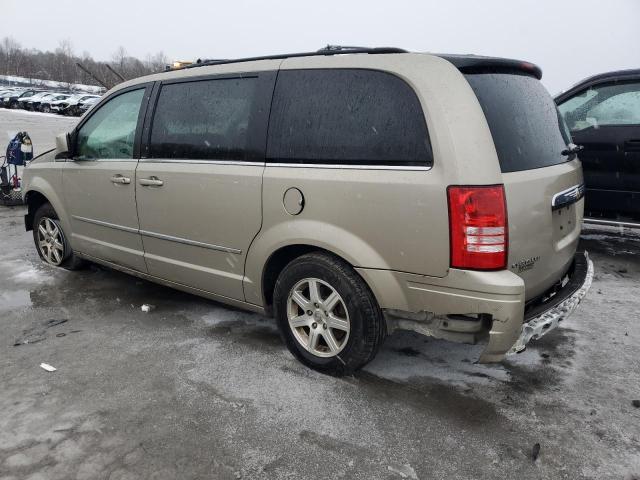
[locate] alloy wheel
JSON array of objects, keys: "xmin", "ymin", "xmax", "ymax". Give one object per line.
[
  {"xmin": 287, "ymin": 278, "xmax": 350, "ymax": 358},
  {"xmin": 37, "ymin": 217, "xmax": 65, "ymax": 266}
]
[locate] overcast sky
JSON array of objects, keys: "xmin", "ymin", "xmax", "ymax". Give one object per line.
[{"xmin": 4, "ymin": 0, "xmax": 639, "ymax": 94}]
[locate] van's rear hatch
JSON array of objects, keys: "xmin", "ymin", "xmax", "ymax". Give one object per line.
[{"xmin": 442, "ymin": 55, "xmax": 584, "ymax": 300}]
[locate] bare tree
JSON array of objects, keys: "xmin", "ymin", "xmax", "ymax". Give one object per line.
[
  {"xmin": 1, "ymin": 37, "xmax": 24, "ymax": 76},
  {"xmin": 0, "ymin": 37, "xmax": 168, "ymax": 88},
  {"xmin": 112, "ymin": 46, "xmax": 127, "ymax": 72}
]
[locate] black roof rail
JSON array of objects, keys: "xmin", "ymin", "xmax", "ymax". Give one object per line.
[{"xmin": 182, "ymin": 45, "xmax": 408, "ymax": 70}]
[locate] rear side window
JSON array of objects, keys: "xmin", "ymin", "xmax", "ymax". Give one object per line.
[
  {"xmin": 267, "ymin": 69, "xmax": 432, "ymax": 166},
  {"xmin": 150, "ymin": 77, "xmax": 257, "ymax": 161},
  {"xmin": 465, "ymin": 73, "xmax": 570, "ymax": 173}
]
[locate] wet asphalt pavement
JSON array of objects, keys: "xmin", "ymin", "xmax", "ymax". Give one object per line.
[{"xmin": 1, "ymin": 110, "xmax": 640, "ymax": 480}]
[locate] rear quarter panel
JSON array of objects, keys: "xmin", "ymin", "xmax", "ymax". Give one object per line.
[{"xmin": 243, "ymin": 53, "xmax": 506, "ymax": 307}]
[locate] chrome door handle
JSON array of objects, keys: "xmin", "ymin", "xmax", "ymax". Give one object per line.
[
  {"xmin": 139, "ymin": 177, "xmax": 164, "ymax": 187},
  {"xmin": 110, "ymin": 175, "xmax": 131, "ymax": 185}
]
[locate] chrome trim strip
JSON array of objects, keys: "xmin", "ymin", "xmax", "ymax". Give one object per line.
[
  {"xmin": 138, "ymin": 158, "xmax": 431, "ymax": 170},
  {"xmin": 72, "ymin": 215, "xmax": 242, "ymax": 254},
  {"xmin": 583, "ymin": 217, "xmax": 640, "ymax": 229},
  {"xmin": 71, "ymin": 159, "xmax": 137, "ymax": 163},
  {"xmin": 139, "ymin": 229, "xmax": 242, "ymax": 254},
  {"xmin": 72, "ymin": 215, "xmax": 139, "ymax": 234},
  {"xmin": 267, "ymin": 162, "xmax": 432, "ymax": 171},
  {"xmin": 551, "ymin": 183, "xmax": 585, "ymax": 210},
  {"xmin": 139, "ymin": 158, "xmax": 265, "ymax": 166}
]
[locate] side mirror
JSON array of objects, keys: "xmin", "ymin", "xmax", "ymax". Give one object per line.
[{"xmin": 55, "ymin": 133, "xmax": 71, "ymax": 160}]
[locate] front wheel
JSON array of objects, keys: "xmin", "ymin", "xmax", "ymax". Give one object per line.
[
  {"xmin": 273, "ymin": 252, "xmax": 385, "ymax": 376},
  {"xmin": 32, "ymin": 203, "xmax": 85, "ymax": 270}
]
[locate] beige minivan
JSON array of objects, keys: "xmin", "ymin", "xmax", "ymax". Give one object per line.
[{"xmin": 23, "ymin": 46, "xmax": 593, "ymax": 375}]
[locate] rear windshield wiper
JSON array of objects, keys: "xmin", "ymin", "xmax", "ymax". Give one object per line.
[{"xmin": 561, "ymin": 143, "xmax": 584, "ymax": 156}]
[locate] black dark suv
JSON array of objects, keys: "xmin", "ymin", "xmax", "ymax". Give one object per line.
[{"xmin": 556, "ymin": 69, "xmax": 640, "ymax": 221}]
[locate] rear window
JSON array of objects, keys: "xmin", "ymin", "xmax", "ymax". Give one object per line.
[
  {"xmin": 465, "ymin": 73, "xmax": 571, "ymax": 173},
  {"xmin": 267, "ymin": 69, "xmax": 432, "ymax": 166}
]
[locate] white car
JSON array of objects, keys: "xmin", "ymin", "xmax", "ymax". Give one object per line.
[
  {"xmin": 39, "ymin": 94, "xmax": 72, "ymax": 113},
  {"xmin": 51, "ymin": 94, "xmax": 101, "ymax": 115},
  {"xmin": 17, "ymin": 91, "xmax": 51, "ymax": 110},
  {"xmin": 76, "ymin": 96, "xmax": 101, "ymax": 115}
]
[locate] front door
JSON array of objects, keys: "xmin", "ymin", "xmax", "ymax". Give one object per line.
[
  {"xmin": 62, "ymin": 86, "xmax": 150, "ymax": 271},
  {"xmin": 558, "ymin": 80, "xmax": 640, "ymax": 218},
  {"xmin": 135, "ymin": 73, "xmax": 273, "ymax": 301}
]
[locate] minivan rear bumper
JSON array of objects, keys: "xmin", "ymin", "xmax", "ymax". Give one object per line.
[
  {"xmin": 355, "ymin": 251, "xmax": 593, "ymax": 363},
  {"xmin": 509, "ymin": 251, "xmax": 593, "ymax": 355}
]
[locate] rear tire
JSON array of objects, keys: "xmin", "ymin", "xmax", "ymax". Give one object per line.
[
  {"xmin": 32, "ymin": 203, "xmax": 85, "ymax": 270},
  {"xmin": 273, "ymin": 252, "xmax": 385, "ymax": 376}
]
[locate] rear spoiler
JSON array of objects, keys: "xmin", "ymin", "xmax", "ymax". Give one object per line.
[{"xmin": 437, "ymin": 54, "xmax": 542, "ymax": 80}]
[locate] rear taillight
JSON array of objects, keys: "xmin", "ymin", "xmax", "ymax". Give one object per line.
[{"xmin": 447, "ymin": 185, "xmax": 508, "ymax": 270}]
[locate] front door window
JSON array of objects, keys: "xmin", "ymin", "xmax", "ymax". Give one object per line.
[{"xmin": 76, "ymin": 89, "xmax": 144, "ymax": 160}]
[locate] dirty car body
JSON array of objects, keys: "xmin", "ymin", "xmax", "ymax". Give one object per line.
[{"xmin": 22, "ymin": 47, "xmax": 592, "ymax": 374}]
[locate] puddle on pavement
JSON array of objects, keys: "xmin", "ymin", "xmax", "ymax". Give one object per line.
[
  {"xmin": 580, "ymin": 227, "xmax": 640, "ymax": 265},
  {"xmin": 0, "ymin": 289, "xmax": 32, "ymax": 309},
  {"xmin": 206, "ymin": 319, "xmax": 283, "ymax": 350}
]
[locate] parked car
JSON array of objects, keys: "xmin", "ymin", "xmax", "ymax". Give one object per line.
[
  {"xmin": 76, "ymin": 96, "xmax": 100, "ymax": 115},
  {"xmin": 0, "ymin": 87, "xmax": 23, "ymax": 99},
  {"xmin": 39, "ymin": 93, "xmax": 72, "ymax": 113},
  {"xmin": 19, "ymin": 92, "xmax": 57, "ymax": 110},
  {"xmin": 556, "ymin": 69, "xmax": 640, "ymax": 220},
  {"xmin": 22, "ymin": 47, "xmax": 593, "ymax": 375},
  {"xmin": 51, "ymin": 94, "xmax": 100, "ymax": 115},
  {"xmin": 2, "ymin": 89, "xmax": 39, "ymax": 109}
]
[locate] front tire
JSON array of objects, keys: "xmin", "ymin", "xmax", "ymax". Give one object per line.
[
  {"xmin": 33, "ymin": 203, "xmax": 85, "ymax": 270},
  {"xmin": 273, "ymin": 252, "xmax": 385, "ymax": 376}
]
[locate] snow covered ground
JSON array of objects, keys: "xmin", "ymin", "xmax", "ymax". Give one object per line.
[
  {"xmin": 0, "ymin": 108, "xmax": 78, "ymax": 154},
  {"xmin": 0, "ymin": 74, "xmax": 104, "ymax": 94}
]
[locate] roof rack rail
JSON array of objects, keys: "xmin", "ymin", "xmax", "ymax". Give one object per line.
[{"xmin": 182, "ymin": 45, "xmax": 408, "ymax": 70}]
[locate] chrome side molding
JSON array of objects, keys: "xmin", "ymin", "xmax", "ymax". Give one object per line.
[{"xmin": 71, "ymin": 215, "xmax": 241, "ymax": 254}]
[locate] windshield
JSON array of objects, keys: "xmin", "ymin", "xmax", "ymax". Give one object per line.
[{"xmin": 465, "ymin": 73, "xmax": 571, "ymax": 173}]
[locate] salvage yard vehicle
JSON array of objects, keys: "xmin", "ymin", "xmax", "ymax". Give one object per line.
[
  {"xmin": 51, "ymin": 94, "xmax": 101, "ymax": 115},
  {"xmin": 76, "ymin": 96, "xmax": 100, "ymax": 115},
  {"xmin": 19, "ymin": 92, "xmax": 56, "ymax": 110},
  {"xmin": 2, "ymin": 89, "xmax": 39, "ymax": 109},
  {"xmin": 39, "ymin": 93, "xmax": 72, "ymax": 113},
  {"xmin": 556, "ymin": 69, "xmax": 640, "ymax": 221},
  {"xmin": 22, "ymin": 46, "xmax": 593, "ymax": 375}
]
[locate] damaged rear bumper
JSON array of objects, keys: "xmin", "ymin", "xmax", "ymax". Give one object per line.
[
  {"xmin": 357, "ymin": 251, "xmax": 593, "ymax": 364},
  {"xmin": 509, "ymin": 251, "xmax": 593, "ymax": 354}
]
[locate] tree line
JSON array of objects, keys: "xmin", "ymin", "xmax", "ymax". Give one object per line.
[{"xmin": 0, "ymin": 37, "xmax": 168, "ymax": 89}]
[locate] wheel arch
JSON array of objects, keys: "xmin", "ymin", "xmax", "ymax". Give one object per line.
[
  {"xmin": 23, "ymin": 183, "xmax": 70, "ymax": 235},
  {"xmin": 256, "ymin": 242, "xmax": 396, "ymax": 316}
]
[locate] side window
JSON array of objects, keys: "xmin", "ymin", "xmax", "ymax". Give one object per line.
[
  {"xmin": 149, "ymin": 77, "xmax": 258, "ymax": 161},
  {"xmin": 558, "ymin": 82, "xmax": 640, "ymax": 131},
  {"xmin": 76, "ymin": 89, "xmax": 145, "ymax": 160},
  {"xmin": 266, "ymin": 69, "xmax": 432, "ymax": 166}
]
